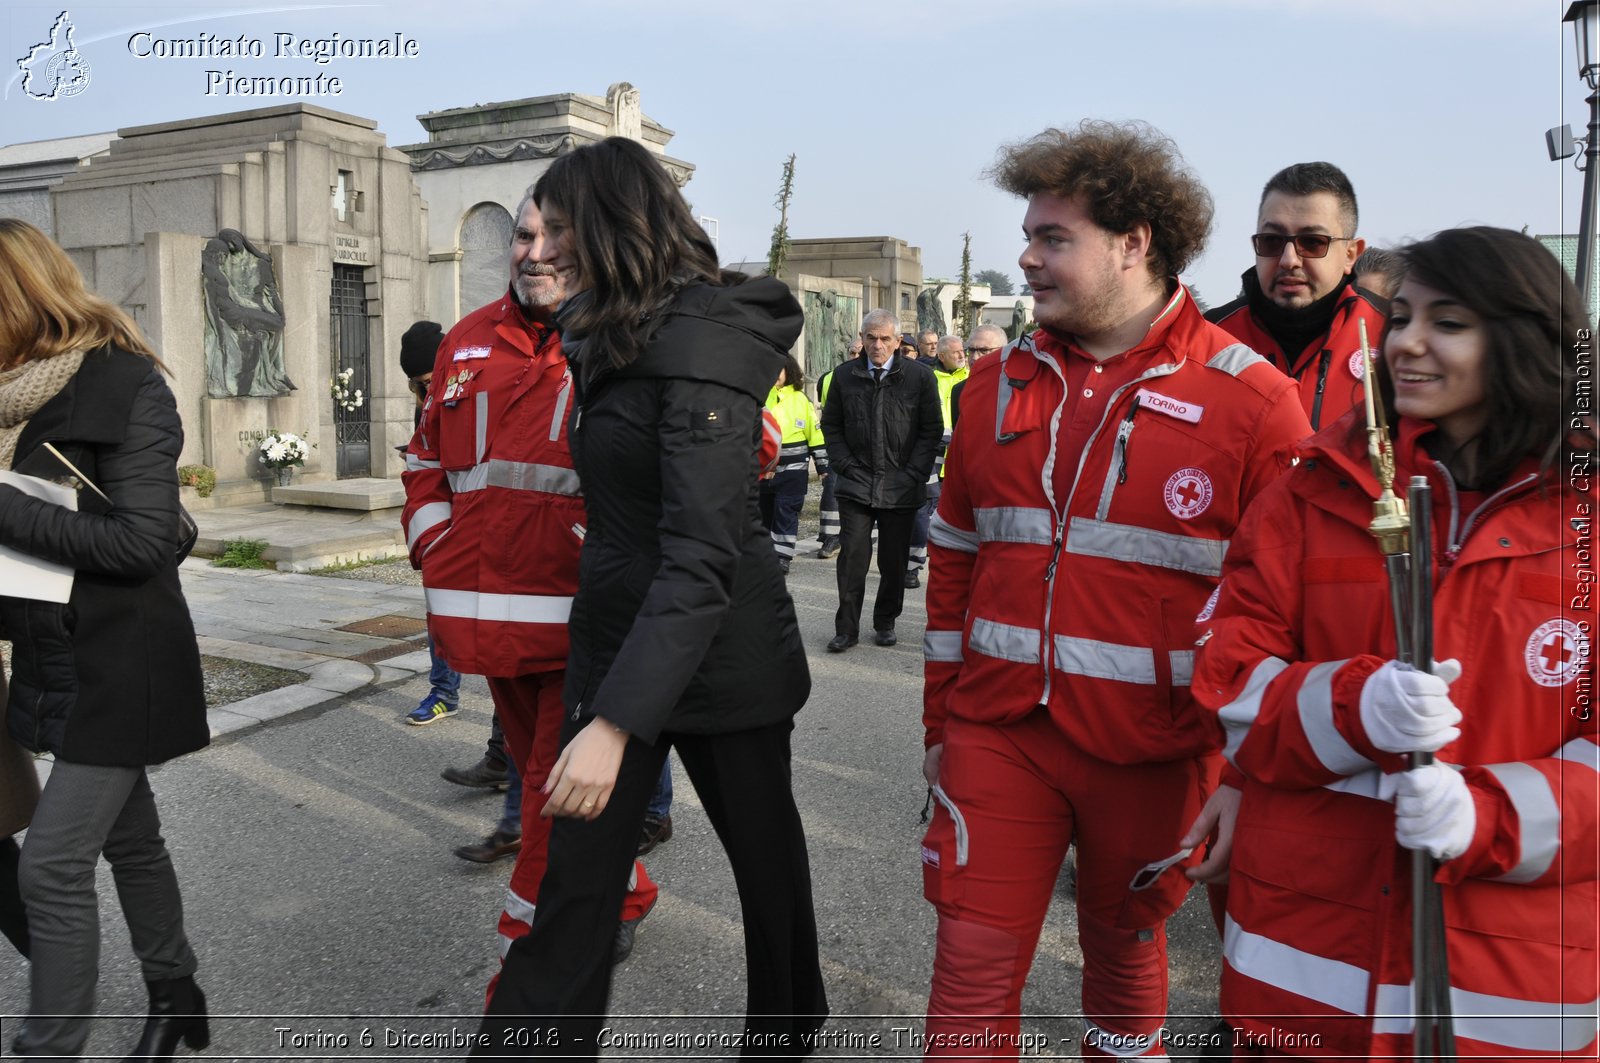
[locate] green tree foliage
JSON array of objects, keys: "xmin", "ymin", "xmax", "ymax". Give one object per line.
[
  {"xmin": 974, "ymin": 269, "xmax": 1013, "ymax": 295},
  {"xmin": 953, "ymin": 233, "xmax": 975, "ymax": 339},
  {"xmin": 766, "ymin": 153, "xmax": 796, "ymax": 278}
]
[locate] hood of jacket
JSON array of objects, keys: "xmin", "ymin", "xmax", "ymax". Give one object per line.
[{"xmin": 556, "ymin": 276, "xmax": 802, "ymax": 402}]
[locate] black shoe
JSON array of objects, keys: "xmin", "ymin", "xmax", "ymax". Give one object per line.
[
  {"xmin": 441, "ymin": 754, "xmax": 510, "ymax": 791},
  {"xmin": 613, "ymin": 894, "xmax": 657, "ymax": 964},
  {"xmin": 904, "ymin": 570, "xmax": 921, "ymax": 589},
  {"xmin": 816, "ymin": 537, "xmax": 840, "ymax": 559},
  {"xmin": 637, "ymin": 813, "xmax": 674, "ymax": 856},
  {"xmin": 453, "ymin": 829, "xmax": 521, "ymax": 864},
  {"xmin": 873, "ymin": 628, "xmax": 897, "ymax": 647},
  {"xmin": 124, "ymin": 974, "xmax": 209, "ymax": 1062},
  {"xmin": 827, "ymin": 633, "xmax": 858, "ymax": 653},
  {"xmin": 777, "ymin": 557, "xmax": 791, "ymax": 575}
]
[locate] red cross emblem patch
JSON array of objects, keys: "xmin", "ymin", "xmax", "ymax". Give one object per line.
[
  {"xmin": 1164, "ymin": 468, "xmax": 1213, "ymax": 520},
  {"xmin": 1348, "ymin": 349, "xmax": 1368, "ymax": 381},
  {"xmin": 1524, "ymin": 618, "xmax": 1589, "ymax": 688}
]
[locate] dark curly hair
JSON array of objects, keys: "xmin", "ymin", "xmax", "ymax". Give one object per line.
[{"xmin": 990, "ymin": 120, "xmax": 1213, "ymax": 279}]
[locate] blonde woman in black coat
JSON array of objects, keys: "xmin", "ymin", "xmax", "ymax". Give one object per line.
[{"xmin": 0, "ymin": 220, "xmax": 209, "ymax": 1062}]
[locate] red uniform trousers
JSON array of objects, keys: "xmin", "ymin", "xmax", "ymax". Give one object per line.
[
  {"xmin": 922, "ymin": 711, "xmax": 1218, "ymax": 1060},
  {"xmin": 485, "ymin": 672, "xmax": 658, "ymax": 1005}
]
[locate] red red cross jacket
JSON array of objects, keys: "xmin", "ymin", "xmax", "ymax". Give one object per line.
[
  {"xmin": 1208, "ymin": 275, "xmax": 1387, "ymax": 432},
  {"xmin": 1192, "ymin": 415, "xmax": 1598, "ymax": 1059},
  {"xmin": 923, "ymin": 287, "xmax": 1309, "ymax": 766},
  {"xmin": 401, "ymin": 290, "xmax": 582, "ymax": 678}
]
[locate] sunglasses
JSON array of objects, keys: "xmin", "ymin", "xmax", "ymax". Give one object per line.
[{"xmin": 1251, "ymin": 233, "xmax": 1352, "ymax": 259}]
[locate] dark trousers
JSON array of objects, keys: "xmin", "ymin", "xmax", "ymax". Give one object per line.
[
  {"xmin": 758, "ymin": 469, "xmax": 809, "ymax": 559},
  {"xmin": 834, "ymin": 497, "xmax": 915, "ymax": 638},
  {"xmin": 907, "ymin": 481, "xmax": 941, "ymax": 573},
  {"xmin": 479, "ymin": 719, "xmax": 827, "ymax": 1060}
]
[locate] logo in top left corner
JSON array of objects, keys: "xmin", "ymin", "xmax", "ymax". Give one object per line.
[{"xmin": 17, "ymin": 10, "xmax": 92, "ymax": 101}]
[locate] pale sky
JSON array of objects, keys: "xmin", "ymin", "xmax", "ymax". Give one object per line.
[{"xmin": 2, "ymin": 0, "xmax": 1589, "ymax": 309}]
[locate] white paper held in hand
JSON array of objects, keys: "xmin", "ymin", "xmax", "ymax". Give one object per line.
[{"xmin": 0, "ymin": 470, "xmax": 78, "ymax": 603}]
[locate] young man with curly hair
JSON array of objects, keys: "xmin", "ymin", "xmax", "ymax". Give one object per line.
[{"xmin": 919, "ymin": 120, "xmax": 1311, "ymax": 1058}]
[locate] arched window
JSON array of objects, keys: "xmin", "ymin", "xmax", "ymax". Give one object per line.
[{"xmin": 459, "ymin": 202, "xmax": 513, "ymax": 312}]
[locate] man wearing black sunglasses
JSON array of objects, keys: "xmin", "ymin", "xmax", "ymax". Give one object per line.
[{"xmin": 1206, "ymin": 162, "xmax": 1388, "ymax": 431}]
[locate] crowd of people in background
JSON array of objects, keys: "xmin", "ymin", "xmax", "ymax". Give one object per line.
[{"xmin": 0, "ymin": 112, "xmax": 1591, "ymax": 1063}]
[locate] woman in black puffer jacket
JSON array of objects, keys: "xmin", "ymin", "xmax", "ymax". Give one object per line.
[
  {"xmin": 478, "ymin": 138, "xmax": 827, "ymax": 1058},
  {"xmin": 0, "ymin": 220, "xmax": 209, "ymax": 1062}
]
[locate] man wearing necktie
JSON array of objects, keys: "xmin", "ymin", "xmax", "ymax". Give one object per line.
[{"xmin": 819, "ymin": 308, "xmax": 943, "ymax": 652}]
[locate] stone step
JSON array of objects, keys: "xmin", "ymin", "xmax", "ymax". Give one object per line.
[
  {"xmin": 193, "ymin": 501, "xmax": 406, "ymax": 573},
  {"xmin": 271, "ymin": 476, "xmax": 406, "ymax": 511}
]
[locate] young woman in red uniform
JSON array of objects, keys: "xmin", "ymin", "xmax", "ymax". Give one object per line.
[{"xmin": 1194, "ymin": 226, "xmax": 1596, "ymax": 1059}]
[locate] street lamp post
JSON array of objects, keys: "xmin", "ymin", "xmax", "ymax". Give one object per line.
[{"xmin": 1567, "ymin": 1, "xmax": 1600, "ymax": 314}]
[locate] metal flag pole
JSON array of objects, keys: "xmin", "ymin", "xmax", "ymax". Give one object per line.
[
  {"xmin": 1407, "ymin": 473, "xmax": 1456, "ymax": 1059},
  {"xmin": 1358, "ymin": 322, "xmax": 1453, "ymax": 1060}
]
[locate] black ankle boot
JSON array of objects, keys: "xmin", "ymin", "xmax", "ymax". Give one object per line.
[{"xmin": 124, "ymin": 975, "xmax": 210, "ymax": 1061}]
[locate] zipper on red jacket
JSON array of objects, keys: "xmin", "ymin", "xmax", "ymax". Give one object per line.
[
  {"xmin": 1431, "ymin": 461, "xmax": 1540, "ymax": 574},
  {"xmin": 1042, "ymin": 355, "xmax": 1181, "ymax": 699},
  {"xmin": 1309, "ymin": 350, "xmax": 1331, "ymax": 431},
  {"xmin": 1115, "ymin": 397, "xmax": 1141, "ymax": 486}
]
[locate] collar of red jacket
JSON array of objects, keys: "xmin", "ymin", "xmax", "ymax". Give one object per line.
[
  {"xmin": 1300, "ymin": 411, "xmax": 1555, "ymax": 507},
  {"xmin": 1030, "ymin": 283, "xmax": 1197, "ymax": 370}
]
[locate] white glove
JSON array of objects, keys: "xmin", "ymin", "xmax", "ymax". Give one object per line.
[
  {"xmin": 1385, "ymin": 763, "xmax": 1475, "ymax": 861},
  {"xmin": 1358, "ymin": 659, "xmax": 1463, "ymax": 754}
]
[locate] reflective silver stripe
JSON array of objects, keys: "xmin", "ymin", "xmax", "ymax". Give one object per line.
[
  {"xmin": 1323, "ymin": 770, "xmax": 1385, "ymax": 800},
  {"xmin": 929, "ymin": 513, "xmax": 980, "ymax": 553},
  {"xmin": 1373, "ymin": 982, "xmax": 1599, "ymax": 1053},
  {"xmin": 1297, "ymin": 659, "xmax": 1373, "ymax": 776},
  {"xmin": 446, "ymin": 460, "xmax": 581, "ymax": 497},
  {"xmin": 503, "ymin": 887, "xmax": 537, "ymax": 926},
  {"xmin": 923, "ymin": 629, "xmax": 964, "ymax": 663},
  {"xmin": 778, "ymin": 443, "xmax": 809, "ymax": 456},
  {"xmin": 1556, "ymin": 735, "xmax": 1600, "ymax": 771},
  {"xmin": 1223, "ymin": 916, "xmax": 1370, "ymax": 1016},
  {"xmin": 1170, "ymin": 650, "xmax": 1194, "ymax": 687},
  {"xmin": 1208, "ymin": 342, "xmax": 1267, "ymax": 378},
  {"xmin": 549, "ymin": 374, "xmax": 571, "ymax": 442},
  {"xmin": 974, "ymin": 506, "xmax": 1055, "ymax": 546},
  {"xmin": 929, "ymin": 784, "xmax": 969, "ymax": 866},
  {"xmin": 1054, "ymin": 634, "xmax": 1154, "ymax": 685},
  {"xmin": 970, "ymin": 617, "xmax": 1042, "ymax": 664},
  {"xmin": 994, "ymin": 343, "xmax": 1019, "ymax": 443},
  {"xmin": 1218, "ymin": 657, "xmax": 1289, "ymax": 766},
  {"xmin": 1484, "ymin": 761, "xmax": 1561, "ymax": 883},
  {"xmin": 406, "ymin": 501, "xmax": 452, "ymax": 548},
  {"xmin": 475, "ymin": 390, "xmax": 489, "ymax": 463},
  {"xmin": 404, "ymin": 454, "xmax": 441, "ymax": 472},
  {"xmin": 446, "ymin": 465, "xmax": 487, "ymax": 493},
  {"xmin": 1080, "ymin": 1019, "xmax": 1168, "ymax": 1060},
  {"xmin": 1065, "ymin": 517, "xmax": 1227, "ymax": 577},
  {"xmin": 424, "ymin": 587, "xmax": 572, "ymax": 624}
]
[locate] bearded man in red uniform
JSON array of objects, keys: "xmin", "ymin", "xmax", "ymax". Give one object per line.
[
  {"xmin": 919, "ymin": 121, "xmax": 1311, "ymax": 1058},
  {"xmin": 402, "ymin": 189, "xmax": 657, "ymax": 1000}
]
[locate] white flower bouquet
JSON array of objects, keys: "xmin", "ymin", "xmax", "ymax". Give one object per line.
[
  {"xmin": 258, "ymin": 430, "xmax": 312, "ymax": 470},
  {"xmin": 331, "ymin": 367, "xmax": 364, "ymax": 412}
]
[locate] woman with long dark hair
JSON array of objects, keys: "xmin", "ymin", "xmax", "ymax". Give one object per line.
[
  {"xmin": 1193, "ymin": 226, "xmax": 1596, "ymax": 1058},
  {"xmin": 0, "ymin": 219, "xmax": 209, "ymax": 1060},
  {"xmin": 478, "ymin": 138, "xmax": 827, "ymax": 1057}
]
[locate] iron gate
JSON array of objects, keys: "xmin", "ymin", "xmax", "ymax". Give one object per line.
[{"xmin": 330, "ymin": 265, "xmax": 371, "ymax": 478}]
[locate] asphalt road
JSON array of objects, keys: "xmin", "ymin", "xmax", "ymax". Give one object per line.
[{"xmin": 0, "ymin": 545, "xmax": 1223, "ymax": 1061}]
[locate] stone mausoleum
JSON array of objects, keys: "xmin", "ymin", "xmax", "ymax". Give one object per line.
[{"xmin": 0, "ymin": 86, "xmax": 687, "ymax": 503}]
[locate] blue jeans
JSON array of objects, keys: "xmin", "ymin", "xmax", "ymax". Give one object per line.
[
  {"xmin": 646, "ymin": 758, "xmax": 673, "ymax": 818},
  {"xmin": 498, "ymin": 755, "xmax": 524, "ymax": 837},
  {"xmin": 427, "ymin": 634, "xmax": 461, "ymax": 707}
]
